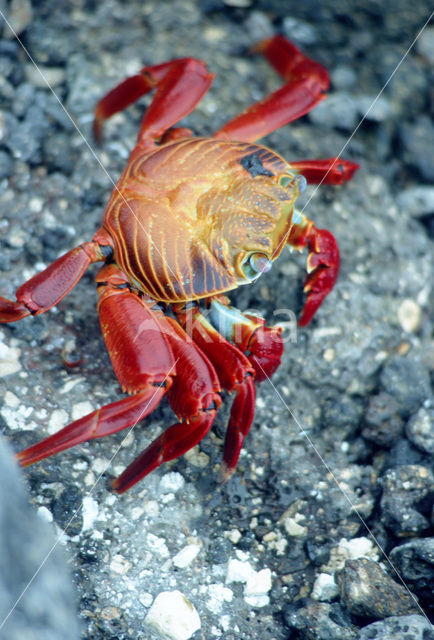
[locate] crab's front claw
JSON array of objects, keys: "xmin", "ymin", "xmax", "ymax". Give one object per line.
[{"xmin": 299, "ymin": 227, "xmax": 340, "ymax": 327}]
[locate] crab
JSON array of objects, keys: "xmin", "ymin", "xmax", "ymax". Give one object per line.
[{"xmin": 0, "ymin": 36, "xmax": 358, "ymax": 493}]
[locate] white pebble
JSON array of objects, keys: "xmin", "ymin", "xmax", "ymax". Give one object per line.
[
  {"xmin": 173, "ymin": 544, "xmax": 201, "ymax": 569},
  {"xmin": 109, "ymin": 554, "xmax": 132, "ymax": 575},
  {"xmin": 146, "ymin": 533, "xmax": 169, "ymax": 558},
  {"xmin": 0, "ymin": 339, "xmax": 21, "ymax": 377},
  {"xmin": 71, "ymin": 401, "xmax": 94, "ymax": 421},
  {"xmin": 47, "ymin": 408, "xmax": 69, "ymax": 434},
  {"xmin": 397, "ymin": 298, "xmax": 421, "ymax": 333},
  {"xmin": 159, "ymin": 471, "xmax": 185, "ymax": 493},
  {"xmin": 226, "ymin": 558, "xmax": 255, "ymax": 584},
  {"xmin": 82, "ymin": 496, "xmax": 99, "ymax": 531},
  {"xmin": 311, "ymin": 573, "xmax": 339, "ymax": 601},
  {"xmin": 206, "ymin": 583, "xmax": 233, "ymax": 614},
  {"xmin": 245, "ymin": 568, "xmax": 272, "ymax": 597},
  {"xmin": 145, "ymin": 590, "xmax": 201, "ymax": 640},
  {"xmin": 37, "ymin": 506, "xmax": 53, "ymax": 523}
]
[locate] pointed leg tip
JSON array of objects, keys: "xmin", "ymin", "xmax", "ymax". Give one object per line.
[{"xmin": 219, "ymin": 463, "xmax": 235, "ymax": 483}]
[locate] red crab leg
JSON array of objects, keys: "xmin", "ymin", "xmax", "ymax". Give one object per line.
[
  {"xmin": 17, "ymin": 268, "xmax": 176, "ymax": 468},
  {"xmin": 290, "ymin": 158, "xmax": 360, "ymax": 185},
  {"xmin": 113, "ymin": 312, "xmax": 222, "ymax": 493},
  {"xmin": 93, "ymin": 59, "xmax": 213, "ymax": 146},
  {"xmin": 207, "ymin": 298, "xmax": 284, "ymax": 382},
  {"xmin": 174, "ymin": 303, "xmax": 257, "ymax": 478},
  {"xmin": 214, "ymin": 35, "xmax": 329, "ymax": 143},
  {"xmin": 287, "ymin": 219, "xmax": 340, "ymax": 326},
  {"xmin": 0, "ymin": 241, "xmax": 107, "ymax": 322}
]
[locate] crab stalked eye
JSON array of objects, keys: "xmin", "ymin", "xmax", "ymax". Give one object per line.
[
  {"xmin": 279, "ymin": 173, "xmax": 307, "ymax": 193},
  {"xmin": 294, "ymin": 174, "xmax": 307, "ymax": 192},
  {"xmin": 242, "ymin": 252, "xmax": 272, "ymax": 279}
]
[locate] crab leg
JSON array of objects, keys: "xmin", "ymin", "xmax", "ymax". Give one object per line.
[
  {"xmin": 214, "ymin": 35, "xmax": 329, "ymax": 143},
  {"xmin": 93, "ymin": 58, "xmax": 213, "ymax": 146},
  {"xmin": 113, "ymin": 312, "xmax": 222, "ymax": 493},
  {"xmin": 17, "ymin": 266, "xmax": 175, "ymax": 467},
  {"xmin": 0, "ymin": 241, "xmax": 106, "ymax": 322},
  {"xmin": 290, "ymin": 158, "xmax": 359, "ymax": 185},
  {"xmin": 286, "ymin": 218, "xmax": 340, "ymax": 326},
  {"xmin": 174, "ymin": 303, "xmax": 257, "ymax": 477}
]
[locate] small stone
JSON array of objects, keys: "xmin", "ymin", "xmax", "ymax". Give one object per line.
[
  {"xmin": 47, "ymin": 408, "xmax": 69, "ymax": 434},
  {"xmin": 311, "ymin": 573, "xmax": 339, "ymax": 602},
  {"xmin": 3, "ymin": 0, "xmax": 33, "ymax": 38},
  {"xmin": 226, "ymin": 558, "xmax": 255, "ymax": 584},
  {"xmin": 245, "ymin": 568, "xmax": 272, "ymax": 597},
  {"xmin": 283, "ymin": 601, "xmax": 358, "ymax": 639},
  {"xmin": 397, "ymin": 299, "xmax": 422, "ymax": 333},
  {"xmin": 380, "ymin": 465, "xmax": 434, "ymax": 536},
  {"xmin": 357, "ymin": 615, "xmax": 434, "ymax": 640},
  {"xmin": 362, "ymin": 392, "xmax": 404, "ymax": 447},
  {"xmin": 390, "ymin": 538, "xmax": 434, "ymax": 604},
  {"xmin": 416, "ymin": 26, "xmax": 434, "ymax": 64},
  {"xmin": 109, "ymin": 554, "xmax": 132, "ymax": 575},
  {"xmin": 406, "ymin": 407, "xmax": 434, "ymax": 454},
  {"xmin": 356, "ymin": 95, "xmax": 391, "ymax": 122},
  {"xmin": 308, "ymin": 93, "xmax": 359, "ymax": 131},
  {"xmin": 24, "ymin": 64, "xmax": 65, "ymax": 88},
  {"xmin": 145, "ymin": 590, "xmax": 201, "ymax": 640},
  {"xmin": 159, "ymin": 471, "xmax": 185, "ymax": 493},
  {"xmin": 71, "ymin": 401, "xmax": 94, "ymax": 421},
  {"xmin": 0, "ymin": 338, "xmax": 21, "ymax": 377},
  {"xmin": 173, "ymin": 544, "xmax": 201, "ymax": 569},
  {"xmin": 282, "ymin": 516, "xmax": 308, "ymax": 537},
  {"xmin": 397, "ymin": 186, "xmax": 434, "ymax": 217},
  {"xmin": 81, "ymin": 496, "xmax": 99, "ymax": 531},
  {"xmin": 206, "ymin": 584, "xmax": 233, "ymax": 614},
  {"xmin": 337, "ymin": 558, "xmax": 419, "ymax": 618}
]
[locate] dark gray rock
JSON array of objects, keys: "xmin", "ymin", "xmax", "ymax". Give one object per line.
[
  {"xmin": 406, "ymin": 407, "xmax": 434, "ymax": 455},
  {"xmin": 389, "ymin": 538, "xmax": 434, "ymax": 605},
  {"xmin": 357, "ymin": 615, "xmax": 434, "ymax": 640},
  {"xmin": 336, "ymin": 558, "xmax": 419, "ymax": 619},
  {"xmin": 379, "ymin": 356, "xmax": 432, "ymax": 418},
  {"xmin": 399, "ymin": 116, "xmax": 434, "ymax": 182},
  {"xmin": 283, "ymin": 601, "xmax": 358, "ymax": 640},
  {"xmin": 362, "ymin": 392, "xmax": 404, "ymax": 447},
  {"xmin": 380, "ymin": 465, "xmax": 434, "ymax": 536},
  {"xmin": 0, "ymin": 437, "xmax": 79, "ymax": 640}
]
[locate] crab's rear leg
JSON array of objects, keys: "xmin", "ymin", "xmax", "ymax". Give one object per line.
[
  {"xmin": 174, "ymin": 303, "xmax": 257, "ymax": 478},
  {"xmin": 93, "ymin": 58, "xmax": 213, "ymax": 146},
  {"xmin": 16, "ymin": 266, "xmax": 175, "ymax": 469},
  {"xmin": 214, "ymin": 35, "xmax": 329, "ymax": 143},
  {"xmin": 112, "ymin": 311, "xmax": 222, "ymax": 493},
  {"xmin": 0, "ymin": 241, "xmax": 109, "ymax": 322}
]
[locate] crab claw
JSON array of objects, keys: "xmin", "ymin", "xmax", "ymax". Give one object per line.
[{"xmin": 298, "ymin": 227, "xmax": 340, "ymax": 327}]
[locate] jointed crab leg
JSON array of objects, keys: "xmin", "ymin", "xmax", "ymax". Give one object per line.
[
  {"xmin": 17, "ymin": 267, "xmax": 176, "ymax": 468},
  {"xmin": 214, "ymin": 35, "xmax": 329, "ymax": 143},
  {"xmin": 0, "ymin": 241, "xmax": 106, "ymax": 322},
  {"xmin": 93, "ymin": 58, "xmax": 213, "ymax": 146},
  {"xmin": 290, "ymin": 158, "xmax": 359, "ymax": 185},
  {"xmin": 174, "ymin": 302, "xmax": 257, "ymax": 477}
]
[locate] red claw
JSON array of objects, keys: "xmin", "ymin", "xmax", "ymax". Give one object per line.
[
  {"xmin": 290, "ymin": 158, "xmax": 360, "ymax": 185},
  {"xmin": 299, "ymin": 227, "xmax": 340, "ymax": 327}
]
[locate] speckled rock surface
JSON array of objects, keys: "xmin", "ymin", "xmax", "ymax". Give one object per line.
[{"xmin": 0, "ymin": 2, "xmax": 434, "ymax": 639}]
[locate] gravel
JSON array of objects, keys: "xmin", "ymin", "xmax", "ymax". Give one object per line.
[{"xmin": 0, "ymin": 1, "xmax": 433, "ymax": 640}]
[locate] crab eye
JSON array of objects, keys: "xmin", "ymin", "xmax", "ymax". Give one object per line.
[
  {"xmin": 294, "ymin": 174, "xmax": 307, "ymax": 193},
  {"xmin": 279, "ymin": 174, "xmax": 307, "ymax": 193},
  {"xmin": 242, "ymin": 253, "xmax": 272, "ymax": 279}
]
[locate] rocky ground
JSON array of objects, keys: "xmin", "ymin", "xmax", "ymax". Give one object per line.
[{"xmin": 0, "ymin": 1, "xmax": 433, "ymax": 639}]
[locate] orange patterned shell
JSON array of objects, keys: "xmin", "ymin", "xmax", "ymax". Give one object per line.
[{"xmin": 102, "ymin": 137, "xmax": 302, "ymax": 302}]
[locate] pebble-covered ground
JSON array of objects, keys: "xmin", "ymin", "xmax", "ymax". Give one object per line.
[{"xmin": 0, "ymin": 1, "xmax": 433, "ymax": 640}]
